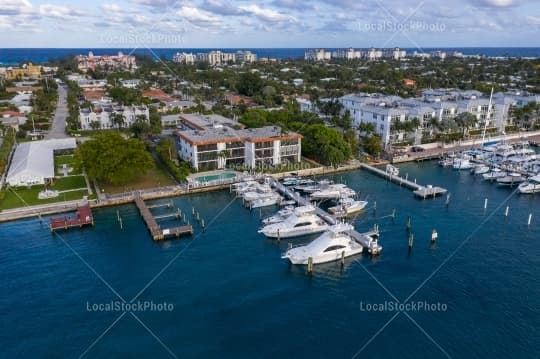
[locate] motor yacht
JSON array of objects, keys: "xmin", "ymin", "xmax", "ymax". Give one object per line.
[
  {"xmin": 328, "ymin": 198, "xmax": 368, "ymax": 217},
  {"xmin": 496, "ymin": 172, "xmax": 526, "ymax": 186},
  {"xmin": 471, "ymin": 164, "xmax": 490, "ymax": 175},
  {"xmin": 311, "ymin": 184, "xmax": 356, "ymax": 200},
  {"xmin": 261, "ymin": 206, "xmax": 296, "ymax": 225},
  {"xmin": 482, "ymin": 168, "xmax": 506, "ymax": 181},
  {"xmin": 518, "ymin": 175, "xmax": 540, "ymax": 194},
  {"xmin": 258, "ymin": 205, "xmax": 328, "ymax": 239},
  {"xmin": 248, "ymin": 194, "xmax": 282, "ymax": 209},
  {"xmin": 281, "ymin": 223, "xmax": 364, "ymax": 264}
]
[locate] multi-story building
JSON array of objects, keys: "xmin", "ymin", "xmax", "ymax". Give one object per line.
[
  {"xmin": 196, "ymin": 51, "xmax": 236, "ymax": 65},
  {"xmin": 79, "ymin": 103, "xmax": 149, "ymax": 130},
  {"xmin": 4, "ymin": 63, "xmax": 42, "ymax": 80},
  {"xmin": 304, "ymin": 49, "xmax": 331, "ymax": 61},
  {"xmin": 76, "ymin": 51, "xmax": 137, "ymax": 72},
  {"xmin": 236, "ymin": 51, "xmax": 257, "ymax": 63},
  {"xmin": 332, "ymin": 48, "xmax": 362, "ymax": 60},
  {"xmin": 172, "ymin": 52, "xmax": 196, "ymax": 64},
  {"xmin": 176, "ymin": 125, "xmax": 302, "ymax": 171}
]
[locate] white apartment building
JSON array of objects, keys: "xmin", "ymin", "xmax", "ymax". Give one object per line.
[
  {"xmin": 332, "ymin": 48, "xmax": 362, "ymax": 60},
  {"xmin": 236, "ymin": 51, "xmax": 257, "ymax": 63},
  {"xmin": 197, "ymin": 51, "xmax": 236, "ymax": 65},
  {"xmin": 304, "ymin": 49, "xmax": 331, "ymax": 61},
  {"xmin": 177, "ymin": 126, "xmax": 302, "ymax": 171},
  {"xmin": 172, "ymin": 52, "xmax": 196, "ymax": 64},
  {"xmin": 79, "ymin": 104, "xmax": 149, "ymax": 130}
]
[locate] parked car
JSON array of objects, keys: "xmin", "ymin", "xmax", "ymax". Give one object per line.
[{"xmin": 411, "ymin": 146, "xmax": 425, "ymax": 152}]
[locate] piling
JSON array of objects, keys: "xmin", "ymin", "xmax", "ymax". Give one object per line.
[
  {"xmin": 201, "ymin": 218, "xmax": 205, "ymax": 228},
  {"xmin": 445, "ymin": 194, "xmax": 451, "ymax": 208},
  {"xmin": 196, "ymin": 212, "xmax": 200, "ymax": 220},
  {"xmin": 288, "ymin": 242, "xmax": 293, "ymax": 250},
  {"xmin": 277, "ymin": 229, "xmax": 281, "ymax": 242},
  {"xmin": 484, "ymin": 198, "xmax": 488, "ymax": 210},
  {"xmin": 431, "ymin": 229, "xmax": 438, "ymax": 243},
  {"xmin": 192, "ymin": 207, "xmax": 195, "ymax": 215},
  {"xmin": 119, "ymin": 217, "xmax": 123, "ymax": 229},
  {"xmin": 505, "ymin": 206, "xmax": 509, "ymax": 218},
  {"xmin": 406, "ymin": 216, "xmax": 411, "ymax": 231},
  {"xmin": 341, "ymin": 251, "xmax": 345, "ymax": 266},
  {"xmin": 391, "ymin": 209, "xmax": 396, "ymax": 222},
  {"xmin": 307, "ymin": 257, "xmax": 313, "ymax": 274},
  {"xmin": 528, "ymin": 213, "xmax": 532, "ymax": 226},
  {"xmin": 408, "ymin": 233, "xmax": 414, "ymax": 249},
  {"xmin": 373, "ymin": 201, "xmax": 377, "ymax": 212}
]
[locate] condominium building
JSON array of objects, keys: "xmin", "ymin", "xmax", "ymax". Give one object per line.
[
  {"xmin": 79, "ymin": 103, "xmax": 149, "ymax": 130},
  {"xmin": 304, "ymin": 49, "xmax": 332, "ymax": 61},
  {"xmin": 3, "ymin": 63, "xmax": 42, "ymax": 80},
  {"xmin": 76, "ymin": 51, "xmax": 137, "ymax": 72},
  {"xmin": 176, "ymin": 126, "xmax": 302, "ymax": 171},
  {"xmin": 235, "ymin": 51, "xmax": 257, "ymax": 63},
  {"xmin": 172, "ymin": 52, "xmax": 196, "ymax": 64},
  {"xmin": 197, "ymin": 51, "xmax": 236, "ymax": 65}
]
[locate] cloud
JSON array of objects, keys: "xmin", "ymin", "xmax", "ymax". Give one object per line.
[
  {"xmin": 177, "ymin": 6, "xmax": 222, "ymax": 24},
  {"xmin": 39, "ymin": 4, "xmax": 82, "ymax": 19},
  {"xmin": 470, "ymin": 0, "xmax": 521, "ymax": 7},
  {"xmin": 272, "ymin": 0, "xmax": 314, "ymax": 11},
  {"xmin": 239, "ymin": 4, "xmax": 298, "ymax": 24},
  {"xmin": 526, "ymin": 15, "xmax": 540, "ymax": 25},
  {"xmin": 0, "ymin": 0, "xmax": 33, "ymax": 15},
  {"xmin": 203, "ymin": 0, "xmax": 245, "ymax": 15}
]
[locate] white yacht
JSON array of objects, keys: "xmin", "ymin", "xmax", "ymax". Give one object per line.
[
  {"xmin": 496, "ymin": 172, "xmax": 526, "ymax": 186},
  {"xmin": 519, "ymin": 175, "xmax": 540, "ymax": 194},
  {"xmin": 482, "ymin": 168, "xmax": 506, "ymax": 181},
  {"xmin": 241, "ymin": 184, "xmax": 275, "ymax": 202},
  {"xmin": 248, "ymin": 194, "xmax": 282, "ymax": 209},
  {"xmin": 261, "ymin": 206, "xmax": 296, "ymax": 225},
  {"xmin": 311, "ymin": 184, "xmax": 356, "ymax": 200},
  {"xmin": 328, "ymin": 198, "xmax": 368, "ymax": 217},
  {"xmin": 281, "ymin": 223, "xmax": 364, "ymax": 264},
  {"xmin": 258, "ymin": 206, "xmax": 328, "ymax": 239},
  {"xmin": 471, "ymin": 164, "xmax": 490, "ymax": 175},
  {"xmin": 386, "ymin": 164, "xmax": 399, "ymax": 176},
  {"xmin": 453, "ymin": 158, "xmax": 473, "ymax": 170}
]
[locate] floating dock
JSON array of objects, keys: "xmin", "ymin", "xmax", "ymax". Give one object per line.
[
  {"xmin": 134, "ymin": 196, "xmax": 193, "ymax": 240},
  {"xmin": 270, "ymin": 179, "xmax": 381, "ymax": 254},
  {"xmin": 50, "ymin": 205, "xmax": 94, "ymax": 232},
  {"xmin": 359, "ymin": 163, "xmax": 447, "ymax": 199}
]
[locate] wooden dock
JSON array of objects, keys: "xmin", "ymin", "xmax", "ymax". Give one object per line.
[
  {"xmin": 134, "ymin": 196, "xmax": 193, "ymax": 240},
  {"xmin": 50, "ymin": 205, "xmax": 94, "ymax": 232},
  {"xmin": 359, "ymin": 163, "xmax": 447, "ymax": 199}
]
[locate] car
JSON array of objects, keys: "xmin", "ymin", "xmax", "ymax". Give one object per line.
[{"xmin": 411, "ymin": 146, "xmax": 425, "ymax": 152}]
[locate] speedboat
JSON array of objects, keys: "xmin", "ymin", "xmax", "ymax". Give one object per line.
[
  {"xmin": 311, "ymin": 184, "xmax": 356, "ymax": 200},
  {"xmin": 261, "ymin": 206, "xmax": 295, "ymax": 225},
  {"xmin": 258, "ymin": 205, "xmax": 328, "ymax": 239},
  {"xmin": 453, "ymin": 158, "xmax": 473, "ymax": 170},
  {"xmin": 281, "ymin": 223, "xmax": 363, "ymax": 264},
  {"xmin": 519, "ymin": 175, "xmax": 540, "ymax": 194},
  {"xmin": 248, "ymin": 195, "xmax": 282, "ymax": 209},
  {"xmin": 496, "ymin": 172, "xmax": 526, "ymax": 186},
  {"xmin": 328, "ymin": 198, "xmax": 368, "ymax": 217},
  {"xmin": 482, "ymin": 168, "xmax": 506, "ymax": 181}
]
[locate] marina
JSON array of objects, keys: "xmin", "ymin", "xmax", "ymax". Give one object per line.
[{"xmin": 134, "ymin": 195, "xmax": 193, "ymax": 240}]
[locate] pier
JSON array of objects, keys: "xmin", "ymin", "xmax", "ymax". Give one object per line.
[
  {"xmin": 50, "ymin": 205, "xmax": 94, "ymax": 232},
  {"xmin": 270, "ymin": 179, "xmax": 381, "ymax": 254},
  {"xmin": 359, "ymin": 163, "xmax": 447, "ymax": 199},
  {"xmin": 134, "ymin": 196, "xmax": 193, "ymax": 240}
]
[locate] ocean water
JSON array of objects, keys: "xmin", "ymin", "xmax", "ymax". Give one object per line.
[
  {"xmin": 1, "ymin": 162, "xmax": 539, "ymax": 358},
  {"xmin": 0, "ymin": 47, "xmax": 539, "ymax": 65}
]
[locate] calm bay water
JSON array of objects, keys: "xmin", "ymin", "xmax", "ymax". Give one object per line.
[
  {"xmin": 1, "ymin": 162, "xmax": 539, "ymax": 358},
  {"xmin": 1, "ymin": 47, "xmax": 539, "ymax": 65}
]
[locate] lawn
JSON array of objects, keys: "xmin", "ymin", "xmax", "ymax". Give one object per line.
[
  {"xmin": 100, "ymin": 165, "xmax": 176, "ymax": 194},
  {"xmin": 0, "ymin": 187, "xmax": 93, "ymax": 211},
  {"xmin": 55, "ymin": 155, "xmax": 80, "ymax": 176},
  {"xmin": 52, "ymin": 176, "xmax": 87, "ymax": 191}
]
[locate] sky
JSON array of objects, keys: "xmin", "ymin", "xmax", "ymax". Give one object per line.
[{"xmin": 0, "ymin": 0, "xmax": 539, "ymax": 48}]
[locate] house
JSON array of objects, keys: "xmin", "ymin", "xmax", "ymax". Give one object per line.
[
  {"xmin": 5, "ymin": 63, "xmax": 42, "ymax": 80},
  {"xmin": 0, "ymin": 111, "xmax": 27, "ymax": 131},
  {"xmin": 403, "ymin": 78, "xmax": 416, "ymax": 87},
  {"xmin": 79, "ymin": 104, "xmax": 149, "ymax": 130},
  {"xmin": 176, "ymin": 126, "xmax": 302, "ymax": 171},
  {"xmin": 6, "ymin": 138, "xmax": 76, "ymax": 186}
]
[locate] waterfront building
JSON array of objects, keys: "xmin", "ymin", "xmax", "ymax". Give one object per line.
[
  {"xmin": 304, "ymin": 49, "xmax": 331, "ymax": 61},
  {"xmin": 197, "ymin": 51, "xmax": 236, "ymax": 65},
  {"xmin": 76, "ymin": 51, "xmax": 137, "ymax": 72},
  {"xmin": 235, "ymin": 51, "xmax": 257, "ymax": 63},
  {"xmin": 6, "ymin": 139, "xmax": 76, "ymax": 187},
  {"xmin": 332, "ymin": 48, "xmax": 362, "ymax": 60},
  {"xmin": 172, "ymin": 52, "xmax": 196, "ymax": 64},
  {"xmin": 4, "ymin": 63, "xmax": 42, "ymax": 80},
  {"xmin": 79, "ymin": 103, "xmax": 149, "ymax": 130},
  {"xmin": 176, "ymin": 124, "xmax": 302, "ymax": 171}
]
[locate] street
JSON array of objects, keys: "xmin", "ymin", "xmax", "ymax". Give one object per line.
[{"xmin": 45, "ymin": 84, "xmax": 69, "ymax": 139}]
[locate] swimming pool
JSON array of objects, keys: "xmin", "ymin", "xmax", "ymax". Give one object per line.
[{"xmin": 194, "ymin": 172, "xmax": 237, "ymax": 183}]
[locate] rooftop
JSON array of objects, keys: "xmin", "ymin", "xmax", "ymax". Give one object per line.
[
  {"xmin": 179, "ymin": 114, "xmax": 243, "ymax": 130},
  {"xmin": 176, "ymin": 125, "xmax": 302, "ymax": 146}
]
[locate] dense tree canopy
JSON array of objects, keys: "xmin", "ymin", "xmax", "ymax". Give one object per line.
[{"xmin": 75, "ymin": 132, "xmax": 154, "ymax": 185}]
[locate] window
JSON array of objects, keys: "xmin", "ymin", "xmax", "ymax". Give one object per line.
[
  {"xmin": 293, "ymin": 222, "xmax": 312, "ymax": 227},
  {"xmin": 324, "ymin": 245, "xmax": 346, "ymax": 252}
]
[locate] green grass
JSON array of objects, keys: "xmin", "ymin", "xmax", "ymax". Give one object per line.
[
  {"xmin": 55, "ymin": 155, "xmax": 79, "ymax": 176},
  {"xmin": 0, "ymin": 187, "xmax": 93, "ymax": 211},
  {"xmin": 100, "ymin": 165, "xmax": 176, "ymax": 194},
  {"xmin": 52, "ymin": 176, "xmax": 87, "ymax": 191}
]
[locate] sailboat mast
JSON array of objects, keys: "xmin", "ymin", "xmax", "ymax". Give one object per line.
[{"xmin": 481, "ymin": 87, "xmax": 494, "ymax": 147}]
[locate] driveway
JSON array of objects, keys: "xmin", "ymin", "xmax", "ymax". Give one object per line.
[{"xmin": 45, "ymin": 84, "xmax": 69, "ymax": 139}]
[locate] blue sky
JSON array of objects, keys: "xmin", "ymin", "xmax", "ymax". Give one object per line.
[{"xmin": 0, "ymin": 0, "xmax": 539, "ymax": 47}]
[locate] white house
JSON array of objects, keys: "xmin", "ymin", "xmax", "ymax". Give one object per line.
[{"xmin": 79, "ymin": 104, "xmax": 149, "ymax": 130}]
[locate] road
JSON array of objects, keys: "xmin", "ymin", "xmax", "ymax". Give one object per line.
[{"xmin": 45, "ymin": 84, "xmax": 69, "ymax": 139}]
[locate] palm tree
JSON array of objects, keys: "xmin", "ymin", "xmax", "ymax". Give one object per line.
[
  {"xmin": 89, "ymin": 121, "xmax": 101, "ymax": 130},
  {"xmin": 454, "ymin": 112, "xmax": 478, "ymax": 139},
  {"xmin": 111, "ymin": 112, "xmax": 126, "ymax": 130}
]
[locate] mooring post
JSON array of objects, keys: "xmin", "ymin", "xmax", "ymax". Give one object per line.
[
  {"xmin": 505, "ymin": 206, "xmax": 509, "ymax": 218},
  {"xmin": 408, "ymin": 233, "xmax": 414, "ymax": 249},
  {"xmin": 431, "ymin": 229, "xmax": 438, "ymax": 243},
  {"xmin": 446, "ymin": 194, "xmax": 451, "ymax": 208},
  {"xmin": 392, "ymin": 209, "xmax": 396, "ymax": 222},
  {"xmin": 406, "ymin": 216, "xmax": 411, "ymax": 231},
  {"xmin": 277, "ymin": 229, "xmax": 280, "ymax": 242},
  {"xmin": 341, "ymin": 251, "xmax": 345, "ymax": 266},
  {"xmin": 192, "ymin": 207, "xmax": 195, "ymax": 215},
  {"xmin": 484, "ymin": 198, "xmax": 488, "ymax": 211},
  {"xmin": 201, "ymin": 218, "xmax": 205, "ymax": 228},
  {"xmin": 528, "ymin": 213, "xmax": 532, "ymax": 226},
  {"xmin": 307, "ymin": 257, "xmax": 313, "ymax": 274}
]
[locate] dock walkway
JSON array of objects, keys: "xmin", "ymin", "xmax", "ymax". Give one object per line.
[
  {"xmin": 359, "ymin": 163, "xmax": 447, "ymax": 199},
  {"xmin": 134, "ymin": 196, "xmax": 192, "ymax": 240},
  {"xmin": 50, "ymin": 204, "xmax": 94, "ymax": 231},
  {"xmin": 270, "ymin": 179, "xmax": 381, "ymax": 253}
]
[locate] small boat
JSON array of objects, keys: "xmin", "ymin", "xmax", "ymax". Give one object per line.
[
  {"xmin": 518, "ymin": 175, "xmax": 540, "ymax": 194},
  {"xmin": 453, "ymin": 158, "xmax": 473, "ymax": 170},
  {"xmin": 386, "ymin": 164, "xmax": 399, "ymax": 176},
  {"xmin": 496, "ymin": 172, "xmax": 526, "ymax": 186},
  {"xmin": 482, "ymin": 168, "xmax": 506, "ymax": 181},
  {"xmin": 438, "ymin": 158, "xmax": 454, "ymax": 167},
  {"xmin": 471, "ymin": 164, "xmax": 490, "ymax": 175},
  {"xmin": 281, "ymin": 223, "xmax": 365, "ymax": 264},
  {"xmin": 261, "ymin": 206, "xmax": 295, "ymax": 225},
  {"xmin": 328, "ymin": 198, "xmax": 368, "ymax": 217},
  {"xmin": 311, "ymin": 184, "xmax": 356, "ymax": 200},
  {"xmin": 248, "ymin": 195, "xmax": 282, "ymax": 208},
  {"xmin": 258, "ymin": 205, "xmax": 328, "ymax": 239}
]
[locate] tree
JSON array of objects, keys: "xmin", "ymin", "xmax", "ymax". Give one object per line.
[
  {"xmin": 362, "ymin": 134, "xmax": 383, "ymax": 157},
  {"xmin": 454, "ymin": 112, "xmax": 478, "ymax": 138},
  {"xmin": 302, "ymin": 124, "xmax": 352, "ymax": 165},
  {"xmin": 74, "ymin": 132, "xmax": 154, "ymax": 185},
  {"xmin": 358, "ymin": 122, "xmax": 376, "ymax": 135},
  {"xmin": 89, "ymin": 121, "xmax": 101, "ymax": 130},
  {"xmin": 237, "ymin": 72, "xmax": 264, "ymax": 97},
  {"xmin": 149, "ymin": 107, "xmax": 162, "ymax": 134},
  {"xmin": 111, "ymin": 112, "xmax": 126, "ymax": 129},
  {"xmin": 130, "ymin": 117, "xmax": 151, "ymax": 139}
]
